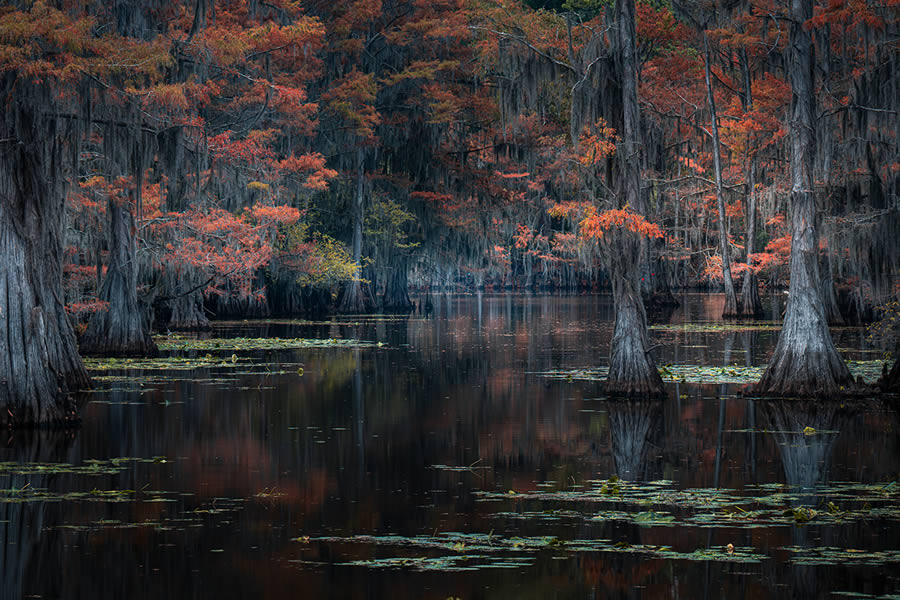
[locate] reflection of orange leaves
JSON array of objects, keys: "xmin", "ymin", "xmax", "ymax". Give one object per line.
[{"xmin": 580, "ymin": 207, "xmax": 664, "ymax": 240}]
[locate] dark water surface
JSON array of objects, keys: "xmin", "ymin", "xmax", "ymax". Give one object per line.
[{"xmin": 2, "ymin": 294, "xmax": 898, "ymax": 599}]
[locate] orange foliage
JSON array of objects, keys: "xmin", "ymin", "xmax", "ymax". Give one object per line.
[{"xmin": 580, "ymin": 207, "xmax": 664, "ymax": 240}]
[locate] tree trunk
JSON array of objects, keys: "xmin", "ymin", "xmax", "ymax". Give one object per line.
[
  {"xmin": 605, "ymin": 0, "xmax": 664, "ymax": 398},
  {"xmin": 80, "ymin": 198, "xmax": 158, "ymax": 356},
  {"xmin": 606, "ymin": 243, "xmax": 665, "ymax": 396},
  {"xmin": 755, "ymin": 0, "xmax": 853, "ymax": 397},
  {"xmin": 338, "ymin": 154, "xmax": 376, "ymax": 314},
  {"xmin": 739, "ymin": 161, "xmax": 764, "ymax": 317},
  {"xmin": 0, "ymin": 98, "xmax": 90, "ymax": 427},
  {"xmin": 382, "ymin": 256, "xmax": 414, "ymax": 312},
  {"xmin": 703, "ymin": 33, "xmax": 739, "ymax": 318},
  {"xmin": 815, "ymin": 23, "xmax": 844, "ymax": 327},
  {"xmin": 738, "ymin": 46, "xmax": 764, "ymax": 318},
  {"xmin": 166, "ymin": 293, "xmax": 209, "ymax": 330}
]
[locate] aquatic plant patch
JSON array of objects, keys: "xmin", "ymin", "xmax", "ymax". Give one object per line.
[
  {"xmin": 154, "ymin": 335, "xmax": 383, "ymax": 352},
  {"xmin": 538, "ymin": 360, "xmax": 890, "ymax": 385},
  {"xmin": 301, "ymin": 531, "xmax": 767, "ymax": 572}
]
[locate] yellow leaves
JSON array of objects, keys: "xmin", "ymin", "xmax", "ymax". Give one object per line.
[
  {"xmin": 247, "ymin": 181, "xmax": 271, "ymax": 192},
  {"xmin": 142, "ymin": 83, "xmax": 190, "ymax": 112},
  {"xmin": 380, "ymin": 60, "xmax": 459, "ymax": 87}
]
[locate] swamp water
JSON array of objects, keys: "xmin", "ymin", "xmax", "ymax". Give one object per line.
[{"xmin": 2, "ymin": 293, "xmax": 898, "ymax": 599}]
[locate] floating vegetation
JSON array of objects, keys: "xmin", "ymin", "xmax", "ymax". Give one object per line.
[
  {"xmin": 0, "ymin": 457, "xmax": 169, "ymax": 477},
  {"xmin": 782, "ymin": 546, "xmax": 900, "ymax": 566},
  {"xmin": 474, "ymin": 478, "xmax": 900, "ymax": 533},
  {"xmin": 154, "ymin": 335, "xmax": 383, "ymax": 352},
  {"xmin": 304, "ymin": 531, "xmax": 766, "ymax": 571},
  {"xmin": 650, "ymin": 322, "xmax": 782, "ymax": 333},
  {"xmin": 82, "ymin": 336, "xmax": 383, "ymax": 375},
  {"xmin": 429, "ymin": 464, "xmax": 491, "ymax": 472},
  {"xmin": 1, "ymin": 487, "xmax": 135, "ymax": 503},
  {"xmin": 84, "ymin": 356, "xmax": 251, "ymax": 371},
  {"xmin": 539, "ymin": 360, "xmax": 889, "ymax": 385}
]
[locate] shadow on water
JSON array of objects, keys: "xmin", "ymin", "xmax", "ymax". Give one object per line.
[{"xmin": 3, "ymin": 294, "xmax": 899, "ymax": 599}]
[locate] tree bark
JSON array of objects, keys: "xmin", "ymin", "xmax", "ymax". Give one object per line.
[
  {"xmin": 605, "ymin": 0, "xmax": 665, "ymax": 398},
  {"xmin": 166, "ymin": 293, "xmax": 209, "ymax": 330},
  {"xmin": 738, "ymin": 46, "xmax": 764, "ymax": 318},
  {"xmin": 703, "ymin": 33, "xmax": 739, "ymax": 318},
  {"xmin": 0, "ymin": 96, "xmax": 90, "ymax": 427},
  {"xmin": 338, "ymin": 150, "xmax": 376, "ymax": 314},
  {"xmin": 739, "ymin": 164, "xmax": 764, "ymax": 317},
  {"xmin": 80, "ymin": 197, "xmax": 158, "ymax": 356},
  {"xmin": 382, "ymin": 256, "xmax": 414, "ymax": 312},
  {"xmin": 755, "ymin": 0, "xmax": 854, "ymax": 397}
]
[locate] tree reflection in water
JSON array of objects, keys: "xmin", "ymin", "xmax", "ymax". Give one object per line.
[
  {"xmin": 764, "ymin": 400, "xmax": 849, "ymax": 600},
  {"xmin": 1, "ymin": 432, "xmax": 73, "ymax": 600},
  {"xmin": 609, "ymin": 399, "xmax": 661, "ymax": 482}
]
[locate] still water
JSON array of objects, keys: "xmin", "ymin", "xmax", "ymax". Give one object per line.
[{"xmin": 2, "ymin": 293, "xmax": 898, "ymax": 599}]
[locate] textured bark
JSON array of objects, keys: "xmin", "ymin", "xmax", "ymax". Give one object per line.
[
  {"xmin": 606, "ymin": 245, "xmax": 666, "ymax": 397},
  {"xmin": 166, "ymin": 293, "xmax": 210, "ymax": 331},
  {"xmin": 382, "ymin": 256, "xmax": 414, "ymax": 312},
  {"xmin": 80, "ymin": 198, "xmax": 158, "ymax": 356},
  {"xmin": 338, "ymin": 151, "xmax": 376, "ymax": 314},
  {"xmin": 739, "ymin": 164, "xmax": 764, "ymax": 317},
  {"xmin": 647, "ymin": 237, "xmax": 680, "ymax": 308},
  {"xmin": 0, "ymin": 95, "xmax": 90, "ymax": 427},
  {"xmin": 736, "ymin": 42, "xmax": 764, "ymax": 318},
  {"xmin": 603, "ymin": 0, "xmax": 664, "ymax": 398},
  {"xmin": 703, "ymin": 33, "xmax": 739, "ymax": 318},
  {"xmin": 755, "ymin": 0, "xmax": 853, "ymax": 397}
]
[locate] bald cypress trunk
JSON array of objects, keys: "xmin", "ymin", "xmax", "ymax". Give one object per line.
[
  {"xmin": 382, "ymin": 256, "xmax": 414, "ymax": 312},
  {"xmin": 737, "ymin": 40, "xmax": 764, "ymax": 318},
  {"xmin": 166, "ymin": 293, "xmax": 209, "ymax": 330},
  {"xmin": 0, "ymin": 91, "xmax": 89, "ymax": 427},
  {"xmin": 755, "ymin": 0, "xmax": 853, "ymax": 397},
  {"xmin": 739, "ymin": 161, "xmax": 764, "ymax": 317},
  {"xmin": 703, "ymin": 33, "xmax": 739, "ymax": 318},
  {"xmin": 605, "ymin": 0, "xmax": 664, "ymax": 397},
  {"xmin": 338, "ymin": 150, "xmax": 376, "ymax": 314},
  {"xmin": 80, "ymin": 197, "xmax": 157, "ymax": 356}
]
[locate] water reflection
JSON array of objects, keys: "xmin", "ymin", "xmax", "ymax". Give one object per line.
[
  {"xmin": 765, "ymin": 401, "xmax": 847, "ymax": 600},
  {"xmin": 609, "ymin": 400, "xmax": 660, "ymax": 482},
  {"xmin": 1, "ymin": 432, "xmax": 73, "ymax": 600},
  {"xmin": 2, "ymin": 294, "xmax": 897, "ymax": 599}
]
